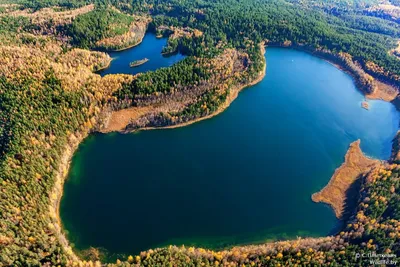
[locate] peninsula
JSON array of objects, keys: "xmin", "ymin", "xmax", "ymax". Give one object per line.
[
  {"xmin": 312, "ymin": 140, "xmax": 380, "ymax": 218},
  {"xmin": 0, "ymin": 0, "xmax": 399, "ymax": 266}
]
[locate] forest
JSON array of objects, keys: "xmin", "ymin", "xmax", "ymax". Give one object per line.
[
  {"xmin": 66, "ymin": 7, "xmax": 134, "ymax": 49},
  {"xmin": 109, "ymin": 0, "xmax": 400, "ymax": 79},
  {"xmin": 0, "ymin": 0, "xmax": 399, "ymax": 266}
]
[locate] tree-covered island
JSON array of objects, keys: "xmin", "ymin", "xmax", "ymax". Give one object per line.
[{"xmin": 0, "ymin": 0, "xmax": 400, "ymax": 266}]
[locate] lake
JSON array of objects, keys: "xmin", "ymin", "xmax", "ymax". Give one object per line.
[
  {"xmin": 60, "ymin": 47, "xmax": 399, "ymax": 260},
  {"xmin": 98, "ymin": 33, "xmax": 185, "ymax": 76}
]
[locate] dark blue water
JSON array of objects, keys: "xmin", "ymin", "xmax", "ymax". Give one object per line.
[
  {"xmin": 61, "ymin": 47, "xmax": 399, "ymax": 259},
  {"xmin": 98, "ymin": 33, "xmax": 185, "ymax": 76}
]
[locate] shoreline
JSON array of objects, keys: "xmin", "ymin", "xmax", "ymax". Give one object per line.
[
  {"xmin": 52, "ymin": 45, "xmax": 266, "ymax": 263},
  {"xmin": 52, "ymin": 42, "xmax": 396, "ymax": 263},
  {"xmin": 95, "ymin": 57, "xmax": 112, "ymax": 73},
  {"xmin": 130, "ymin": 58, "xmax": 149, "ymax": 68},
  {"xmin": 311, "ymin": 140, "xmax": 380, "ymax": 219},
  {"xmin": 50, "ymin": 106, "xmax": 115, "ymax": 264},
  {"xmin": 132, "ymin": 64, "xmax": 266, "ymax": 132},
  {"xmin": 94, "ymin": 38, "xmax": 145, "ymax": 74},
  {"xmin": 107, "ymin": 37, "xmax": 144, "ymax": 52},
  {"xmin": 94, "ymin": 32, "xmax": 156, "ymax": 75},
  {"xmin": 104, "ymin": 43, "xmax": 399, "ymax": 134},
  {"xmin": 96, "ymin": 18, "xmax": 150, "ymax": 52},
  {"xmin": 103, "ymin": 45, "xmax": 267, "ymax": 133},
  {"xmin": 51, "ymin": 131, "xmax": 90, "ymax": 263},
  {"xmin": 49, "ymin": 29, "xmax": 150, "ymax": 263},
  {"xmin": 268, "ymin": 44, "xmax": 399, "ymax": 105}
]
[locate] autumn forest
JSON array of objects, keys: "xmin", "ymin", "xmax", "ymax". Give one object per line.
[{"xmin": 0, "ymin": 0, "xmax": 400, "ymax": 266}]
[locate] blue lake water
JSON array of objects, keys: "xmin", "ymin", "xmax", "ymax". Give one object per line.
[
  {"xmin": 61, "ymin": 47, "xmax": 399, "ymax": 259},
  {"xmin": 98, "ymin": 33, "xmax": 185, "ymax": 76}
]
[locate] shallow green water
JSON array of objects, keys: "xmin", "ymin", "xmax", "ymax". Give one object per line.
[{"xmin": 60, "ymin": 47, "xmax": 399, "ymax": 259}]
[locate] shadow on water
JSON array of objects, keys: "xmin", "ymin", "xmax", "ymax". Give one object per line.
[
  {"xmin": 330, "ymin": 174, "xmax": 364, "ymax": 234},
  {"xmin": 342, "ymin": 175, "xmax": 364, "ymax": 222}
]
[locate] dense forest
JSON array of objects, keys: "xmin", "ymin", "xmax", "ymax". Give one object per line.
[
  {"xmin": 0, "ymin": 0, "xmax": 399, "ymax": 266},
  {"xmin": 108, "ymin": 0, "xmax": 400, "ymax": 79},
  {"xmin": 66, "ymin": 7, "xmax": 134, "ymax": 49}
]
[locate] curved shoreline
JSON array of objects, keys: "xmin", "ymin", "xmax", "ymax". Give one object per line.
[
  {"xmin": 125, "ymin": 46, "xmax": 267, "ymax": 133},
  {"xmin": 95, "ymin": 57, "xmax": 112, "ymax": 73},
  {"xmin": 51, "ymin": 132, "xmax": 90, "ymax": 262},
  {"xmin": 52, "ymin": 43, "xmax": 397, "ymax": 264},
  {"xmin": 101, "ymin": 46, "xmax": 266, "ymax": 133},
  {"xmin": 103, "ymin": 44, "xmax": 399, "ymax": 133},
  {"xmin": 106, "ymin": 37, "xmax": 144, "ymax": 52},
  {"xmin": 95, "ymin": 17, "xmax": 150, "ymax": 52},
  {"xmin": 268, "ymin": 44, "xmax": 399, "ymax": 105},
  {"xmin": 311, "ymin": 140, "xmax": 380, "ymax": 219},
  {"xmin": 51, "ymin": 45, "xmax": 266, "ymax": 263}
]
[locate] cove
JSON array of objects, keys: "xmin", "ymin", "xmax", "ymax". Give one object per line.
[
  {"xmin": 98, "ymin": 33, "xmax": 185, "ymax": 76},
  {"xmin": 60, "ymin": 48, "xmax": 399, "ymax": 260}
]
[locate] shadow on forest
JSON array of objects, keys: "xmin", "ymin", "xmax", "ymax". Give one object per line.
[{"xmin": 330, "ymin": 174, "xmax": 363, "ymax": 235}]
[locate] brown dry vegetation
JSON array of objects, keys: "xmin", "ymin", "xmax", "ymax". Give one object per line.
[
  {"xmin": 121, "ymin": 48, "xmax": 255, "ymax": 131},
  {"xmin": 0, "ymin": 41, "xmax": 113, "ymax": 91},
  {"xmin": 0, "ymin": 4, "xmax": 94, "ymax": 23},
  {"xmin": 313, "ymin": 49, "xmax": 400, "ymax": 102},
  {"xmin": 312, "ymin": 140, "xmax": 380, "ymax": 218},
  {"xmin": 0, "ymin": 3, "xmax": 20, "ymax": 13},
  {"xmin": 1, "ymin": 1, "xmax": 400, "ymax": 265},
  {"xmin": 101, "ymin": 106, "xmax": 153, "ymax": 132},
  {"xmin": 331, "ymin": 51, "xmax": 400, "ymax": 102},
  {"xmin": 367, "ymin": 3, "xmax": 400, "ymax": 19},
  {"xmin": 366, "ymin": 80, "xmax": 399, "ymax": 101},
  {"xmin": 158, "ymin": 25, "xmax": 204, "ymax": 40},
  {"xmin": 337, "ymin": 52, "xmax": 376, "ymax": 93},
  {"xmin": 0, "ymin": 4, "xmax": 94, "ymax": 36},
  {"xmin": 365, "ymin": 60, "xmax": 400, "ymax": 83},
  {"xmin": 114, "ymin": 46, "xmax": 266, "ymax": 133}
]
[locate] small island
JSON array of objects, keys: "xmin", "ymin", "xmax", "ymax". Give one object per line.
[
  {"xmin": 2, "ymin": 0, "xmax": 400, "ymax": 266},
  {"xmin": 361, "ymin": 101, "xmax": 369, "ymax": 110},
  {"xmin": 129, "ymin": 58, "xmax": 149, "ymax": 67}
]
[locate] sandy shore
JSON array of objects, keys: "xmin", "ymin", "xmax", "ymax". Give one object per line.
[
  {"xmin": 102, "ymin": 45, "xmax": 267, "ymax": 133},
  {"xmin": 51, "ymin": 45, "xmax": 266, "ymax": 263},
  {"xmin": 50, "ymin": 132, "xmax": 89, "ymax": 263},
  {"xmin": 49, "ymin": 25, "xmax": 149, "ymax": 262},
  {"xmin": 103, "ymin": 42, "xmax": 399, "ymax": 135},
  {"xmin": 366, "ymin": 80, "xmax": 399, "ymax": 101},
  {"xmin": 311, "ymin": 140, "xmax": 380, "ymax": 218},
  {"xmin": 52, "ymin": 42, "xmax": 395, "ymax": 262}
]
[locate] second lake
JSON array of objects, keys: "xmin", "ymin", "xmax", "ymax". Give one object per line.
[{"xmin": 98, "ymin": 33, "xmax": 185, "ymax": 76}]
